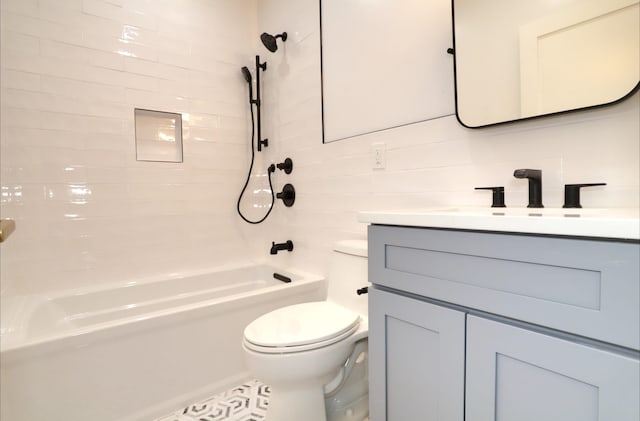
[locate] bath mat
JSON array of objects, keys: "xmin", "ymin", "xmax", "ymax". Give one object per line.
[{"xmin": 155, "ymin": 379, "xmax": 269, "ymax": 421}]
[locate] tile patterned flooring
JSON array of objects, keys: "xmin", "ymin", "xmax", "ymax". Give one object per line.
[
  {"xmin": 155, "ymin": 379, "xmax": 370, "ymax": 421},
  {"xmin": 155, "ymin": 380, "xmax": 269, "ymax": 421}
]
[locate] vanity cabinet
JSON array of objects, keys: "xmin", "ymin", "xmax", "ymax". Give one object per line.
[
  {"xmin": 367, "ymin": 225, "xmax": 640, "ymax": 421},
  {"xmin": 466, "ymin": 316, "xmax": 639, "ymax": 420},
  {"xmin": 369, "ymin": 288, "xmax": 465, "ymax": 420}
]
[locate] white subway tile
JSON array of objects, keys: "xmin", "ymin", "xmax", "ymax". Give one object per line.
[
  {"xmin": 40, "ymin": 39, "xmax": 87, "ymax": 62},
  {"xmin": 0, "ymin": 12, "xmax": 41, "ymax": 37},
  {"xmin": 38, "ymin": 4, "xmax": 87, "ymax": 28},
  {"xmin": 82, "ymin": 0, "xmax": 123, "ymax": 21},
  {"xmin": 38, "ymin": 0, "xmax": 83, "ymax": 12},
  {"xmin": 0, "ymin": 69, "xmax": 41, "ymax": 91},
  {"xmin": 0, "ymin": 0, "xmax": 38, "ymax": 16},
  {"xmin": 0, "ymin": 31, "xmax": 40, "ymax": 55},
  {"xmin": 40, "ymin": 19, "xmax": 85, "ymax": 46},
  {"xmin": 0, "ymin": 106, "xmax": 42, "ymax": 128},
  {"xmin": 122, "ymin": 8, "xmax": 156, "ymax": 30},
  {"xmin": 39, "ymin": 111, "xmax": 125, "ymax": 134},
  {"xmin": 86, "ymin": 48, "xmax": 125, "ymax": 70},
  {"xmin": 40, "ymin": 75, "xmax": 126, "ymax": 103}
]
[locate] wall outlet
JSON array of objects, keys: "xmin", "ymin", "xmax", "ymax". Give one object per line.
[{"xmin": 372, "ymin": 142, "xmax": 386, "ymax": 169}]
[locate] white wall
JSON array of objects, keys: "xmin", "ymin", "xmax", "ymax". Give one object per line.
[
  {"xmin": 258, "ymin": 0, "xmax": 640, "ymax": 277},
  {"xmin": 0, "ymin": 0, "xmax": 264, "ymax": 295},
  {"xmin": 1, "ymin": 0, "xmax": 638, "ymax": 298}
]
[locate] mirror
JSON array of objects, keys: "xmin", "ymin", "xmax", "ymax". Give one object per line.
[
  {"xmin": 320, "ymin": 0, "xmax": 455, "ymax": 142},
  {"xmin": 453, "ymin": 0, "xmax": 640, "ymax": 128}
]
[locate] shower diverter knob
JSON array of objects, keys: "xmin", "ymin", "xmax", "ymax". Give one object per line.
[{"xmin": 276, "ymin": 184, "xmax": 295, "ymax": 207}]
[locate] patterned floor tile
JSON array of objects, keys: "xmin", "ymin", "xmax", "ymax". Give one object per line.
[
  {"xmin": 155, "ymin": 380, "xmax": 269, "ymax": 421},
  {"xmin": 155, "ymin": 379, "xmax": 370, "ymax": 421}
]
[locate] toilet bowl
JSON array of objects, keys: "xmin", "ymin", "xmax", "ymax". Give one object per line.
[{"xmin": 242, "ymin": 240, "xmax": 369, "ymax": 421}]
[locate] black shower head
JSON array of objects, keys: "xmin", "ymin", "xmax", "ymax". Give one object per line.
[
  {"xmin": 260, "ymin": 32, "xmax": 288, "ymax": 53},
  {"xmin": 241, "ymin": 66, "xmax": 252, "ymax": 84}
]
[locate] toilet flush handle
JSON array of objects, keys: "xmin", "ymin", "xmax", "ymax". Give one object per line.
[{"xmin": 356, "ymin": 287, "xmax": 368, "ymax": 295}]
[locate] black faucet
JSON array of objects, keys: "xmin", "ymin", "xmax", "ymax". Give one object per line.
[
  {"xmin": 270, "ymin": 240, "xmax": 293, "ymax": 255},
  {"xmin": 513, "ymin": 169, "xmax": 543, "ymax": 208}
]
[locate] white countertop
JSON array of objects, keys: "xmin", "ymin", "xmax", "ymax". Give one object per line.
[{"xmin": 358, "ymin": 207, "xmax": 640, "ymax": 240}]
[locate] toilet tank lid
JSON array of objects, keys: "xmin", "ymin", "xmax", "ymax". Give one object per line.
[{"xmin": 333, "ymin": 240, "xmax": 367, "ymax": 257}]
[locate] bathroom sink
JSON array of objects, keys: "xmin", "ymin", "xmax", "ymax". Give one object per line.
[
  {"xmin": 422, "ymin": 207, "xmax": 633, "ymax": 218},
  {"xmin": 358, "ymin": 207, "xmax": 640, "ymax": 240}
]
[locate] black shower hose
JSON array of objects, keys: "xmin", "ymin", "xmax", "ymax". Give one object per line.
[{"xmin": 236, "ymin": 90, "xmax": 275, "ymax": 224}]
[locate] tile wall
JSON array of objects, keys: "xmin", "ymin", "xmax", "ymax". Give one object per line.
[
  {"xmin": 257, "ymin": 0, "xmax": 640, "ymax": 276},
  {"xmin": 1, "ymin": 0, "xmax": 639, "ymax": 297},
  {"xmin": 0, "ymin": 0, "xmax": 267, "ymax": 295}
]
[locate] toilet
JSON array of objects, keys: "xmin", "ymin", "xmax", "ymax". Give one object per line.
[{"xmin": 242, "ymin": 240, "xmax": 369, "ymax": 421}]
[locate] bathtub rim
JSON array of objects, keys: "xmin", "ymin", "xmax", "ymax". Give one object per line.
[{"xmin": 0, "ymin": 264, "xmax": 326, "ymax": 357}]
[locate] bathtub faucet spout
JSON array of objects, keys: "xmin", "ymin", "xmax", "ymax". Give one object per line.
[{"xmin": 270, "ymin": 240, "xmax": 294, "ymax": 255}]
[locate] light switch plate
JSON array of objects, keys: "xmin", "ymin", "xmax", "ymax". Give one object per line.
[{"xmin": 372, "ymin": 142, "xmax": 386, "ymax": 169}]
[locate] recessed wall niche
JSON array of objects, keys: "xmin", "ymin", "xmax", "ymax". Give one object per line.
[{"xmin": 134, "ymin": 108, "xmax": 183, "ymax": 162}]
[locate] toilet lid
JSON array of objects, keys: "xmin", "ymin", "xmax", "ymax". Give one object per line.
[{"xmin": 244, "ymin": 301, "xmax": 360, "ymax": 349}]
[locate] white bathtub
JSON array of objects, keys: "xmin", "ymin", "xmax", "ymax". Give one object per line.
[{"xmin": 0, "ymin": 264, "xmax": 325, "ymax": 421}]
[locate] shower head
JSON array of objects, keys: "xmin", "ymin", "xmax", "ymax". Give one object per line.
[
  {"xmin": 241, "ymin": 66, "xmax": 252, "ymax": 84},
  {"xmin": 260, "ymin": 32, "xmax": 288, "ymax": 53}
]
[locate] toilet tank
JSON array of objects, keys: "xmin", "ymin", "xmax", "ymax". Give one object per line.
[{"xmin": 328, "ymin": 240, "xmax": 369, "ymax": 316}]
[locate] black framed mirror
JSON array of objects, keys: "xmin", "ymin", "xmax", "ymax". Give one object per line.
[{"xmin": 452, "ymin": 0, "xmax": 640, "ymax": 128}]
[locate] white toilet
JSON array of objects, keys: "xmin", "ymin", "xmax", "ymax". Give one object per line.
[{"xmin": 242, "ymin": 240, "xmax": 369, "ymax": 421}]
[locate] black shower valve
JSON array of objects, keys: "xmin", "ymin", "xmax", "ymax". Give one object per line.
[
  {"xmin": 475, "ymin": 186, "xmax": 506, "ymax": 208},
  {"xmin": 276, "ymin": 158, "xmax": 293, "ymax": 174},
  {"xmin": 276, "ymin": 184, "xmax": 296, "ymax": 207}
]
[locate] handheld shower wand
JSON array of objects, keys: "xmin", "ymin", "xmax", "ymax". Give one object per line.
[{"xmin": 241, "ymin": 66, "xmax": 253, "ymax": 101}]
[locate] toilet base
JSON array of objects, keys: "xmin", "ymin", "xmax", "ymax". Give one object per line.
[{"xmin": 267, "ymin": 382, "xmax": 328, "ymax": 421}]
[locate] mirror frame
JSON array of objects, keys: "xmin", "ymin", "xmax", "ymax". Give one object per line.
[{"xmin": 451, "ymin": 0, "xmax": 640, "ymax": 129}]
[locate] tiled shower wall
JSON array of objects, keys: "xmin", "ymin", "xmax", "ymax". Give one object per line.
[
  {"xmin": 2, "ymin": 0, "xmax": 639, "ymax": 297},
  {"xmin": 0, "ymin": 0, "xmax": 266, "ymax": 295},
  {"xmin": 257, "ymin": 0, "xmax": 640, "ymax": 275}
]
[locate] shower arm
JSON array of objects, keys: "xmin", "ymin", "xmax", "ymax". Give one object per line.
[{"xmin": 255, "ymin": 55, "xmax": 268, "ymax": 152}]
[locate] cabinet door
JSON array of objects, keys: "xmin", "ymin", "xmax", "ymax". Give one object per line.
[
  {"xmin": 466, "ymin": 316, "xmax": 640, "ymax": 421},
  {"xmin": 369, "ymin": 288, "xmax": 465, "ymax": 421}
]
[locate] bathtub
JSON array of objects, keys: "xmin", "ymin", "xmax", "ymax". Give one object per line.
[{"xmin": 0, "ymin": 264, "xmax": 325, "ymax": 421}]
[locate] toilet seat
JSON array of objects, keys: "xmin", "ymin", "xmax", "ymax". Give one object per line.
[{"xmin": 243, "ymin": 301, "xmax": 361, "ymax": 354}]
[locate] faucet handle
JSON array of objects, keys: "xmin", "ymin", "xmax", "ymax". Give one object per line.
[
  {"xmin": 475, "ymin": 186, "xmax": 506, "ymax": 208},
  {"xmin": 563, "ymin": 183, "xmax": 606, "ymax": 208}
]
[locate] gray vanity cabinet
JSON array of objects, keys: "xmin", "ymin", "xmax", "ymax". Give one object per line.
[
  {"xmin": 466, "ymin": 316, "xmax": 639, "ymax": 421},
  {"xmin": 368, "ymin": 224, "xmax": 640, "ymax": 421},
  {"xmin": 369, "ymin": 288, "xmax": 465, "ymax": 420}
]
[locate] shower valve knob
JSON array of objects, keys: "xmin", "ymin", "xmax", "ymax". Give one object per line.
[
  {"xmin": 276, "ymin": 158, "xmax": 293, "ymax": 174},
  {"xmin": 276, "ymin": 184, "xmax": 296, "ymax": 207}
]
